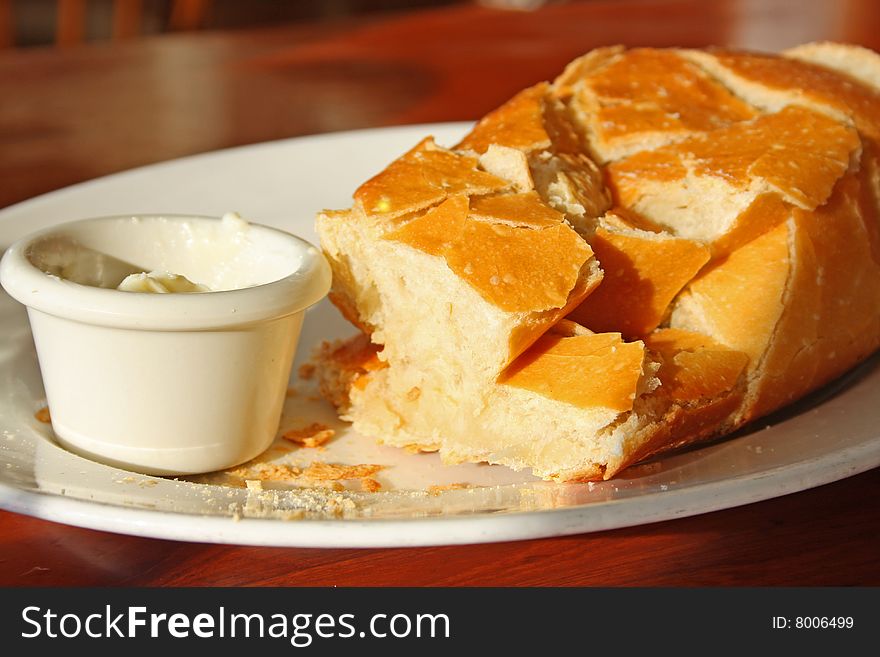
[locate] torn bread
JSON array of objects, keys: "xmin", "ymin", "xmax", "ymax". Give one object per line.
[
  {"xmin": 317, "ymin": 323, "xmax": 751, "ymax": 481},
  {"xmin": 315, "ymin": 43, "xmax": 880, "ymax": 481},
  {"xmin": 318, "ymin": 131, "xmax": 606, "ymax": 402}
]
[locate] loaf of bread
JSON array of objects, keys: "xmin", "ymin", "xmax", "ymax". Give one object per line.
[{"xmin": 315, "ymin": 43, "xmax": 880, "ymax": 481}]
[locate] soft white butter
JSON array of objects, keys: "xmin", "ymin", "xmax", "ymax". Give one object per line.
[
  {"xmin": 221, "ymin": 211, "xmax": 249, "ymax": 232},
  {"xmin": 31, "ymin": 212, "xmax": 266, "ymax": 292},
  {"xmin": 117, "ymin": 271, "xmax": 210, "ymax": 294}
]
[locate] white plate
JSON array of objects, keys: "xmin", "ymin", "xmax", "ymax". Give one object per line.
[{"xmin": 1, "ymin": 124, "xmax": 879, "ymax": 547}]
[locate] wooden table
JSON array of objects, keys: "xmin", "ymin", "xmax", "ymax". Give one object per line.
[{"xmin": 2, "ymin": 0, "xmax": 879, "ymax": 586}]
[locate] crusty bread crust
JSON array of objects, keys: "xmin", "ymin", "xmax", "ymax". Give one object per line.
[
  {"xmin": 785, "ymin": 42, "xmax": 880, "ymax": 92},
  {"xmin": 314, "ymin": 43, "xmax": 880, "ymax": 481}
]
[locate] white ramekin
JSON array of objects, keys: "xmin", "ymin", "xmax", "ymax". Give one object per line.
[{"xmin": 0, "ymin": 214, "xmax": 331, "ymax": 475}]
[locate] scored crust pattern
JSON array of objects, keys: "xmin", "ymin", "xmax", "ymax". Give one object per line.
[{"xmin": 315, "ymin": 44, "xmax": 880, "ymax": 481}]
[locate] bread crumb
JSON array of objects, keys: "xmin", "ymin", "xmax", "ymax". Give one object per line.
[
  {"xmin": 427, "ymin": 483, "xmax": 469, "ymax": 496},
  {"xmin": 361, "ymin": 477, "xmax": 382, "ymax": 492},
  {"xmin": 228, "ymin": 463, "xmax": 302, "ymax": 482},
  {"xmin": 282, "ymin": 423, "xmax": 335, "ymax": 448},
  {"xmin": 298, "ymin": 363, "xmax": 316, "ymax": 380},
  {"xmin": 245, "ymin": 479, "xmax": 263, "ymax": 492},
  {"xmin": 303, "ymin": 462, "xmax": 384, "ymax": 481},
  {"xmin": 403, "ymin": 443, "xmax": 438, "ymax": 454},
  {"xmin": 405, "ymin": 387, "xmax": 421, "ymax": 402},
  {"xmin": 34, "ymin": 407, "xmax": 51, "ymax": 423}
]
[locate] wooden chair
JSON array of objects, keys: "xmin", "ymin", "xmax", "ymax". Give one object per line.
[
  {"xmin": 0, "ymin": 0, "xmax": 212, "ymax": 48},
  {"xmin": 0, "ymin": 0, "xmax": 11, "ymax": 47}
]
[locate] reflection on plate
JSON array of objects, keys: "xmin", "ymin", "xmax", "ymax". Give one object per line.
[{"xmin": 1, "ymin": 124, "xmax": 878, "ymax": 547}]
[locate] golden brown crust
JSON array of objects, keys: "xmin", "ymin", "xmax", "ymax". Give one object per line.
[
  {"xmin": 608, "ymin": 105, "xmax": 859, "ymax": 215},
  {"xmin": 746, "ymin": 172, "xmax": 880, "ymax": 420},
  {"xmin": 601, "ymin": 329, "xmax": 751, "ymax": 477},
  {"xmin": 671, "ymin": 220, "xmax": 791, "ymax": 367},
  {"xmin": 563, "ymin": 48, "xmax": 756, "ymax": 161},
  {"xmin": 568, "ymin": 219, "xmax": 710, "ymax": 337},
  {"xmin": 456, "ymin": 82, "xmax": 610, "ymax": 228},
  {"xmin": 620, "ymin": 391, "xmax": 745, "ymax": 473},
  {"xmin": 354, "ymin": 137, "xmax": 510, "ymax": 218},
  {"xmin": 469, "ymin": 191, "xmax": 564, "ymax": 228},
  {"xmin": 645, "ymin": 329, "xmax": 749, "ymax": 402},
  {"xmin": 498, "ymin": 332, "xmax": 646, "ymax": 413},
  {"xmin": 455, "ymin": 83, "xmax": 553, "ymax": 154},
  {"xmin": 670, "ymin": 170, "xmax": 880, "ymax": 424},
  {"xmin": 383, "ymin": 195, "xmax": 594, "ymax": 313},
  {"xmin": 553, "ymin": 46, "xmax": 625, "ymax": 96},
  {"xmin": 710, "ymin": 193, "xmax": 791, "ymax": 257},
  {"xmin": 785, "ymin": 42, "xmax": 880, "ymax": 93},
  {"xmin": 505, "ymin": 266, "xmax": 603, "ymax": 365},
  {"xmin": 858, "ymin": 139, "xmax": 880, "ymax": 267},
  {"xmin": 701, "ymin": 48, "xmax": 880, "ymax": 140}
]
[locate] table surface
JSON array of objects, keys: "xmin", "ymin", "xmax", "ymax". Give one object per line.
[{"xmin": 2, "ymin": 0, "xmax": 879, "ymax": 586}]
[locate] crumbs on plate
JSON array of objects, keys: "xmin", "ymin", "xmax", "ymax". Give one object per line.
[
  {"xmin": 302, "ymin": 462, "xmax": 384, "ymax": 481},
  {"xmin": 282, "ymin": 423, "xmax": 335, "ymax": 448},
  {"xmin": 222, "ymin": 460, "xmax": 387, "ymax": 494},
  {"xmin": 426, "ymin": 483, "xmax": 470, "ymax": 496},
  {"xmin": 227, "ymin": 462, "xmax": 302, "ymax": 482},
  {"xmin": 361, "ymin": 477, "xmax": 382, "ymax": 492}
]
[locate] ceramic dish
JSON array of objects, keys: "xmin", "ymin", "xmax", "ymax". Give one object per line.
[{"xmin": 0, "ymin": 213, "xmax": 330, "ymax": 475}]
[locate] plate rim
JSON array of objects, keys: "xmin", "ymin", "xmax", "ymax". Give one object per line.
[
  {"xmin": 0, "ymin": 122, "xmax": 474, "ymax": 223},
  {"xmin": 2, "ymin": 436, "xmax": 877, "ymax": 547}
]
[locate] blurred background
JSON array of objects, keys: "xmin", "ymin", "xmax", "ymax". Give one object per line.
[
  {"xmin": 3, "ymin": 1, "xmax": 477, "ymax": 47},
  {"xmin": 2, "ymin": 0, "xmax": 872, "ymax": 49},
  {"xmin": 2, "ymin": 0, "xmax": 878, "ymax": 209}
]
